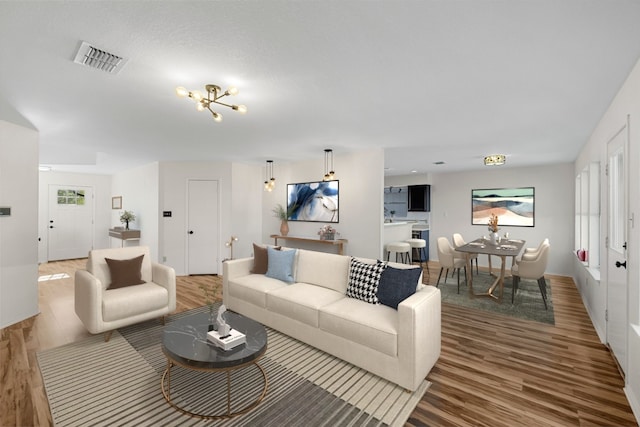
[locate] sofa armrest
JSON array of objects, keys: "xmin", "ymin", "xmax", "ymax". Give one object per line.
[
  {"xmin": 397, "ymin": 285, "xmax": 441, "ymax": 390},
  {"xmin": 74, "ymin": 269, "xmax": 105, "ymax": 334},
  {"xmin": 152, "ymin": 263, "xmax": 176, "ymax": 312},
  {"xmin": 222, "ymin": 257, "xmax": 254, "ymax": 304}
]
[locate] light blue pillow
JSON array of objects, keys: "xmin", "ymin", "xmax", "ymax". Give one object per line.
[{"xmin": 266, "ymin": 247, "xmax": 296, "ymax": 283}]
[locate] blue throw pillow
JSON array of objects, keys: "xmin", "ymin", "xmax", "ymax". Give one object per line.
[
  {"xmin": 376, "ymin": 266, "xmax": 421, "ymax": 309},
  {"xmin": 266, "ymin": 246, "xmax": 296, "ymax": 283}
]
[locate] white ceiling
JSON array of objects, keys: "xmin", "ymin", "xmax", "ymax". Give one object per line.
[{"xmin": 1, "ymin": 1, "xmax": 640, "ymax": 176}]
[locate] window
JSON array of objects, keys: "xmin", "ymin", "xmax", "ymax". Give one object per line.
[
  {"xmin": 575, "ymin": 162, "xmax": 600, "ymax": 270},
  {"xmin": 57, "ymin": 189, "xmax": 85, "ymax": 206}
]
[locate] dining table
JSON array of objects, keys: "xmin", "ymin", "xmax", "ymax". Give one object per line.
[{"xmin": 455, "ymin": 237, "xmax": 526, "ymax": 303}]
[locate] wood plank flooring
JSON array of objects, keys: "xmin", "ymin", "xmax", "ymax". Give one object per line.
[{"xmin": 0, "ymin": 260, "xmax": 637, "ymax": 426}]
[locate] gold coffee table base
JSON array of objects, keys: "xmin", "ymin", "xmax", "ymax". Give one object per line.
[{"xmin": 161, "ymin": 358, "xmax": 268, "ymax": 420}]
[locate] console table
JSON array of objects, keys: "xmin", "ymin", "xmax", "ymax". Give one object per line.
[
  {"xmin": 270, "ymin": 235, "xmax": 348, "ymax": 255},
  {"xmin": 109, "ymin": 228, "xmax": 140, "ymax": 247}
]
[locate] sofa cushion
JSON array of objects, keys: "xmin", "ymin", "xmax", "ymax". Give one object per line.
[
  {"xmin": 295, "ymin": 249, "xmax": 350, "ymax": 294},
  {"xmin": 346, "ymin": 258, "xmax": 387, "ymax": 304},
  {"xmin": 267, "ymin": 283, "xmax": 344, "ymax": 327},
  {"xmin": 228, "ymin": 274, "xmax": 289, "ymax": 308},
  {"xmin": 319, "ymin": 298, "xmax": 398, "ymax": 356},
  {"xmin": 102, "ymin": 283, "xmax": 168, "ymax": 322},
  {"xmin": 87, "ymin": 246, "xmax": 153, "ymax": 290},
  {"xmin": 377, "ymin": 266, "xmax": 421, "ymax": 309},
  {"xmin": 266, "ymin": 247, "xmax": 296, "ymax": 283},
  {"xmin": 105, "ymin": 255, "xmax": 146, "ymax": 289},
  {"xmin": 251, "ymin": 243, "xmax": 269, "ymax": 274}
]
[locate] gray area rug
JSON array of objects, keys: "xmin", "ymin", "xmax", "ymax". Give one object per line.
[
  {"xmin": 437, "ymin": 270, "xmax": 554, "ymax": 324},
  {"xmin": 37, "ymin": 306, "xmax": 430, "ymax": 426}
]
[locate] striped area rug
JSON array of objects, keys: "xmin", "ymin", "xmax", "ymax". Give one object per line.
[{"xmin": 37, "ymin": 307, "xmax": 430, "ymax": 426}]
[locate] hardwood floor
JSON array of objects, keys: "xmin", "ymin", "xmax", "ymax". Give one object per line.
[{"xmin": 0, "ymin": 259, "xmax": 637, "ymax": 426}]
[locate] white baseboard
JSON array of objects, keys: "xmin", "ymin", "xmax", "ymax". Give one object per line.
[{"xmin": 624, "ymin": 386, "xmax": 640, "ymax": 425}]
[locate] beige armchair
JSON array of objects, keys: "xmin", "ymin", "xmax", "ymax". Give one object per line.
[
  {"xmin": 436, "ymin": 237, "xmax": 467, "ymax": 293},
  {"xmin": 75, "ymin": 246, "xmax": 176, "ymax": 341},
  {"xmin": 511, "ymin": 241, "xmax": 550, "ymax": 308}
]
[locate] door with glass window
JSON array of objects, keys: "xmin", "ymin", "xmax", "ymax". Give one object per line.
[
  {"xmin": 606, "ymin": 124, "xmax": 628, "ymax": 376},
  {"xmin": 48, "ymin": 185, "xmax": 94, "ymax": 261}
]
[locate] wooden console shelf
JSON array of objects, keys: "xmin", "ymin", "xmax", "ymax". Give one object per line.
[
  {"xmin": 109, "ymin": 228, "xmax": 141, "ymax": 247},
  {"xmin": 270, "ymin": 235, "xmax": 348, "ymax": 255}
]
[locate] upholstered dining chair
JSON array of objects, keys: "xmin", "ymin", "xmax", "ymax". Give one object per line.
[
  {"xmin": 436, "ymin": 237, "xmax": 467, "ymax": 293},
  {"xmin": 516, "ymin": 238, "xmax": 550, "ymax": 262},
  {"xmin": 452, "ymin": 233, "xmax": 479, "ymax": 275},
  {"xmin": 511, "ymin": 241, "xmax": 550, "ymax": 309}
]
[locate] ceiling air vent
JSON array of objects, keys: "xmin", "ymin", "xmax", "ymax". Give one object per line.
[{"xmin": 73, "ymin": 41, "xmax": 128, "ymax": 74}]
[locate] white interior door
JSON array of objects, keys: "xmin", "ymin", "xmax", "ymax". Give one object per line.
[
  {"xmin": 606, "ymin": 124, "xmax": 628, "ymax": 376},
  {"xmin": 187, "ymin": 180, "xmax": 219, "ymax": 275},
  {"xmin": 48, "ymin": 185, "xmax": 93, "ymax": 261}
]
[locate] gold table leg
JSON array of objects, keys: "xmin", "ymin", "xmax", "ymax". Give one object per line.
[{"xmin": 161, "ymin": 358, "xmax": 268, "ymax": 420}]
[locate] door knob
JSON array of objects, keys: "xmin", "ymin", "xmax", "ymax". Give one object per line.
[
  {"xmin": 615, "ymin": 260, "xmax": 627, "ymax": 269},
  {"xmin": 188, "ymin": 230, "xmax": 194, "ymax": 235}
]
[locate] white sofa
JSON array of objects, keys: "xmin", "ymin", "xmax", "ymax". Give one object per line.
[
  {"xmin": 223, "ymin": 248, "xmax": 441, "ymax": 391},
  {"xmin": 75, "ymin": 246, "xmax": 176, "ymax": 341}
]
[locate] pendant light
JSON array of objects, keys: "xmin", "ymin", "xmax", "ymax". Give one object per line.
[
  {"xmin": 323, "ymin": 149, "xmax": 336, "ymax": 181},
  {"xmin": 264, "ymin": 160, "xmax": 276, "ymax": 192}
]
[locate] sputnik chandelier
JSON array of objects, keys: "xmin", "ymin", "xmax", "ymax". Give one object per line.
[{"xmin": 175, "ymin": 84, "xmax": 247, "ymax": 122}]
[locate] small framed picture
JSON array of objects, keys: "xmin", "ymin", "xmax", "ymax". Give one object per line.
[{"xmin": 112, "ymin": 196, "xmax": 122, "ymax": 210}]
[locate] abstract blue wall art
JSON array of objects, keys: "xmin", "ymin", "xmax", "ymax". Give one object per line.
[{"xmin": 287, "ymin": 181, "xmax": 339, "ymax": 223}]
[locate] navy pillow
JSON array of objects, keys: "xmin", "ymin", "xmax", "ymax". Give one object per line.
[{"xmin": 376, "ymin": 266, "xmax": 421, "ymax": 309}]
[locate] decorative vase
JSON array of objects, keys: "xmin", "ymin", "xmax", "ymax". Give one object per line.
[
  {"xmin": 125, "ymin": 220, "xmax": 129, "ymax": 230},
  {"xmin": 280, "ymin": 220, "xmax": 289, "ymax": 236},
  {"xmin": 489, "ymin": 232, "xmax": 499, "ymax": 245}
]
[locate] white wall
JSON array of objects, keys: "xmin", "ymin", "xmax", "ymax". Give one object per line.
[
  {"xmin": 231, "ymin": 162, "xmax": 263, "ymax": 260},
  {"xmin": 0, "ymin": 119, "xmax": 39, "ymax": 328},
  {"xmin": 430, "ymin": 163, "xmax": 574, "ymax": 276},
  {"xmin": 38, "ymin": 171, "xmax": 111, "ymax": 262},
  {"xmin": 574, "ymin": 56, "xmax": 640, "ymax": 422},
  {"xmin": 262, "ymin": 148, "xmax": 385, "ymax": 259},
  {"xmin": 111, "ymin": 163, "xmax": 160, "ymax": 259}
]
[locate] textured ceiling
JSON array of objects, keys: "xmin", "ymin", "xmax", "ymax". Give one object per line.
[{"xmin": 1, "ymin": 1, "xmax": 640, "ymax": 175}]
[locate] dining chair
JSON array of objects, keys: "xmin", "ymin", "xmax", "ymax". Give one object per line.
[
  {"xmin": 516, "ymin": 238, "xmax": 550, "ymax": 262},
  {"xmin": 511, "ymin": 241, "xmax": 550, "ymax": 309},
  {"xmin": 452, "ymin": 233, "xmax": 479, "ymax": 275},
  {"xmin": 436, "ymin": 237, "xmax": 467, "ymax": 293}
]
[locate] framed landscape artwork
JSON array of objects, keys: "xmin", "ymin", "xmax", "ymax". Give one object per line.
[
  {"xmin": 287, "ymin": 180, "xmax": 339, "ymax": 223},
  {"xmin": 472, "ymin": 187, "xmax": 535, "ymax": 227}
]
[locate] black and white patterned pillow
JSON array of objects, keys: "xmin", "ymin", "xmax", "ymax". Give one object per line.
[{"xmin": 346, "ymin": 258, "xmax": 387, "ymax": 304}]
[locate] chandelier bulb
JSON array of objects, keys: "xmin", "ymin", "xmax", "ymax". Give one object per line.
[
  {"xmin": 191, "ymin": 90, "xmax": 203, "ymax": 102},
  {"xmin": 213, "ymin": 112, "xmax": 223, "ymax": 122},
  {"xmin": 196, "ymin": 102, "xmax": 205, "ymax": 112},
  {"xmin": 175, "ymin": 86, "xmax": 189, "ymax": 98},
  {"xmin": 235, "ymin": 105, "xmax": 248, "ymax": 114},
  {"xmin": 227, "ymin": 86, "xmax": 239, "ymax": 96}
]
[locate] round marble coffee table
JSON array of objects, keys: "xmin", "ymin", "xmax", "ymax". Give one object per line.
[{"xmin": 160, "ymin": 310, "xmax": 268, "ymax": 419}]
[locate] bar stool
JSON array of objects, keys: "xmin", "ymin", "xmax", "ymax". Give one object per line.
[
  {"xmin": 386, "ymin": 242, "xmax": 411, "ymax": 264},
  {"xmin": 406, "ymin": 238, "xmax": 430, "ymax": 274}
]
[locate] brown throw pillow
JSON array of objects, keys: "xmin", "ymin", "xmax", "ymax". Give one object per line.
[
  {"xmin": 252, "ymin": 244, "xmax": 269, "ymax": 274},
  {"xmin": 105, "ymin": 255, "xmax": 146, "ymax": 289}
]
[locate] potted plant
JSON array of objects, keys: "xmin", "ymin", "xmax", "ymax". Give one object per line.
[
  {"xmin": 120, "ymin": 210, "xmax": 136, "ymax": 230},
  {"xmin": 272, "ymin": 204, "xmax": 293, "ymax": 236}
]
